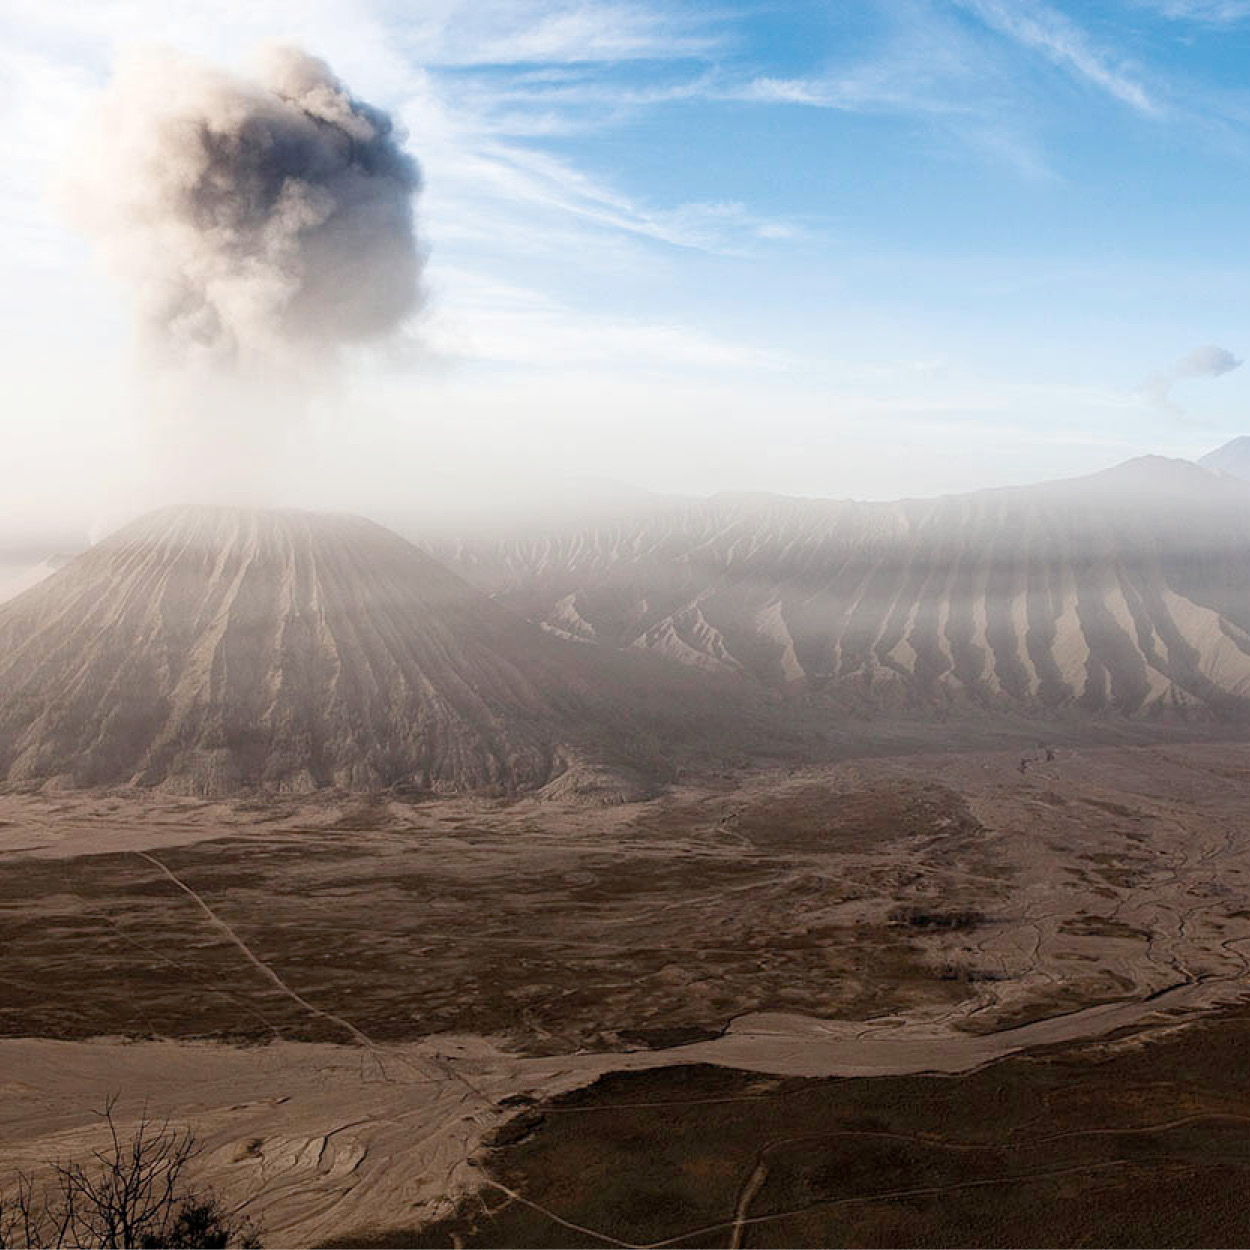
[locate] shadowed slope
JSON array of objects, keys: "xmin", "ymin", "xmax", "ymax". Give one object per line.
[
  {"xmin": 0, "ymin": 507, "xmax": 667, "ymax": 794},
  {"xmin": 430, "ymin": 458, "xmax": 1250, "ymax": 719}
]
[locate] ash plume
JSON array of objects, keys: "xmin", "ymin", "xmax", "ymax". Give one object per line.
[
  {"xmin": 71, "ymin": 46, "xmax": 422, "ymax": 373},
  {"xmin": 1144, "ymin": 343, "xmax": 1242, "ymax": 415}
]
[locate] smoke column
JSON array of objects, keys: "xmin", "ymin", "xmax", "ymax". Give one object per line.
[
  {"xmin": 72, "ymin": 45, "xmax": 422, "ymax": 374},
  {"xmin": 67, "ymin": 45, "xmax": 424, "ymax": 512}
]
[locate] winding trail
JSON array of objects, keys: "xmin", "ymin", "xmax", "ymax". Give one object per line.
[
  {"xmin": 2, "ymin": 950, "xmax": 1247, "ymax": 1246},
  {"xmin": 728, "ymin": 1160, "xmax": 769, "ymax": 1249},
  {"xmin": 649, "ymin": 1159, "xmax": 1189, "ymax": 1249},
  {"xmin": 135, "ymin": 851, "xmax": 375, "ymax": 1050},
  {"xmin": 6, "ymin": 745, "xmax": 1249, "ymax": 1246},
  {"xmin": 478, "ymin": 1174, "xmax": 636, "ymax": 1249},
  {"xmin": 486, "ymin": 1114, "xmax": 1250, "ymax": 1250},
  {"xmin": 134, "ymin": 852, "xmax": 493, "ymax": 1103}
]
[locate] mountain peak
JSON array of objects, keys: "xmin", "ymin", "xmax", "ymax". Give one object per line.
[
  {"xmin": 1080, "ymin": 454, "xmax": 1226, "ymax": 495},
  {"xmin": 1199, "ymin": 437, "xmax": 1250, "ymax": 482},
  {"xmin": 0, "ymin": 506, "xmax": 591, "ymax": 794}
]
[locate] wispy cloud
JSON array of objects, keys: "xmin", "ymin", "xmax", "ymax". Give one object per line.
[
  {"xmin": 1143, "ymin": 343, "xmax": 1243, "ymax": 414},
  {"xmin": 954, "ymin": 0, "xmax": 1160, "ymax": 115},
  {"xmin": 725, "ymin": 0, "xmax": 1179, "ymax": 181},
  {"xmin": 420, "ymin": 268, "xmax": 785, "ymax": 371},
  {"xmin": 728, "ymin": 3, "xmax": 1055, "ymax": 179},
  {"xmin": 434, "ymin": 67, "xmax": 714, "ymax": 137},
  {"xmin": 389, "ymin": 0, "xmax": 724, "ymax": 66},
  {"xmin": 398, "ymin": 62, "xmax": 801, "ymax": 263},
  {"xmin": 1135, "ymin": 0, "xmax": 1250, "ymax": 23}
]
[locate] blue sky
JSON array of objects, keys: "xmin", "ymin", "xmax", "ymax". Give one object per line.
[{"xmin": 3, "ymin": 0, "xmax": 1250, "ymax": 529}]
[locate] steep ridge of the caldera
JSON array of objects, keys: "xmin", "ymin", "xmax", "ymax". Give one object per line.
[{"xmin": 427, "ymin": 458, "xmax": 1250, "ymax": 719}]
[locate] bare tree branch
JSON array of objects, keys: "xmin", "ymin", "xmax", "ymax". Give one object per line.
[{"xmin": 0, "ymin": 1096, "xmax": 258, "ymax": 1248}]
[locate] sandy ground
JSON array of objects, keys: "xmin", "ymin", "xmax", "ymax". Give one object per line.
[
  {"xmin": 1, "ymin": 977, "xmax": 1242, "ymax": 1248},
  {"xmin": 5, "ymin": 740, "xmax": 1250, "ymax": 1243},
  {"xmin": 0, "ymin": 792, "xmax": 407, "ymax": 860}
]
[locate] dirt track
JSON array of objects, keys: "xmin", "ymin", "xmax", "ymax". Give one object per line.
[{"xmin": 0, "ymin": 973, "xmax": 1244, "ymax": 1246}]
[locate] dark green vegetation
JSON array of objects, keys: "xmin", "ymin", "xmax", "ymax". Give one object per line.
[{"xmin": 345, "ymin": 1007, "xmax": 1250, "ymax": 1248}]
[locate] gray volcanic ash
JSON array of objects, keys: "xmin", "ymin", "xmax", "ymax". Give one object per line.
[
  {"xmin": 0, "ymin": 508, "xmax": 630, "ymax": 794},
  {"xmin": 70, "ymin": 46, "xmax": 421, "ymax": 373}
]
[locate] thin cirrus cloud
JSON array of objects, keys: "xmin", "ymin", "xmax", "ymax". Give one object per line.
[
  {"xmin": 730, "ymin": 5, "xmax": 1059, "ymax": 179},
  {"xmin": 399, "ymin": 63, "xmax": 800, "ymax": 262},
  {"xmin": 1136, "ymin": 1, "xmax": 1250, "ymax": 21},
  {"xmin": 730, "ymin": 0, "xmax": 1175, "ymax": 183},
  {"xmin": 386, "ymin": 0, "xmax": 724, "ymax": 66},
  {"xmin": 953, "ymin": 0, "xmax": 1160, "ymax": 115},
  {"xmin": 414, "ymin": 0, "xmax": 1171, "ymax": 206}
]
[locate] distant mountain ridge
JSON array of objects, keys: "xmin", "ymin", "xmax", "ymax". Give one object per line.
[
  {"xmin": 428, "ymin": 457, "xmax": 1250, "ymax": 720},
  {"xmin": 1199, "ymin": 436, "xmax": 1250, "ymax": 482},
  {"xmin": 6, "ymin": 458, "xmax": 1250, "ymax": 797}
]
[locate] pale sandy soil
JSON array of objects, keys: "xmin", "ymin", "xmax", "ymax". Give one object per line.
[{"xmin": 0, "ymin": 790, "xmax": 430, "ymax": 859}]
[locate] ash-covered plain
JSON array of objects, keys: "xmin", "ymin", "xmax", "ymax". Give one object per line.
[{"xmin": 6, "ymin": 739, "xmax": 1250, "ymax": 1245}]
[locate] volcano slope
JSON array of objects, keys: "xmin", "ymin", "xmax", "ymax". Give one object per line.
[
  {"xmin": 429, "ymin": 456, "xmax": 1250, "ymax": 720},
  {"xmin": 0, "ymin": 506, "xmax": 785, "ymax": 796}
]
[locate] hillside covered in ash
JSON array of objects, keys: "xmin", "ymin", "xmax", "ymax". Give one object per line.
[
  {"xmin": 428, "ymin": 458, "xmax": 1250, "ymax": 720},
  {"xmin": 0, "ymin": 506, "xmax": 786, "ymax": 795}
]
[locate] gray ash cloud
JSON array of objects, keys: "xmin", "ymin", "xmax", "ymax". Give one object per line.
[
  {"xmin": 73, "ymin": 46, "xmax": 422, "ymax": 372},
  {"xmin": 1146, "ymin": 343, "xmax": 1242, "ymax": 415}
]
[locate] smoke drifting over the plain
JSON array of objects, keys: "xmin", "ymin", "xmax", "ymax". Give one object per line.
[{"xmin": 71, "ymin": 45, "xmax": 422, "ymax": 373}]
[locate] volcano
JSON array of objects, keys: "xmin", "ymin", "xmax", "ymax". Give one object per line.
[{"xmin": 0, "ymin": 506, "xmax": 698, "ymax": 795}]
